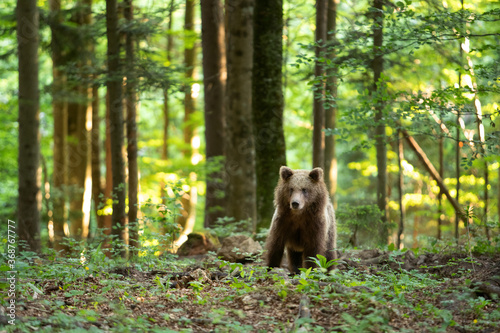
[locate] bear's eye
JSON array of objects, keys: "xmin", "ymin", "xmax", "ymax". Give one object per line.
[
  {"xmin": 302, "ymin": 188, "xmax": 307, "ymax": 194},
  {"xmin": 289, "ymin": 188, "xmax": 294, "ymax": 194}
]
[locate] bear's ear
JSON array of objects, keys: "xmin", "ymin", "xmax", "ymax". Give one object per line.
[
  {"xmin": 280, "ymin": 166, "xmax": 294, "ymax": 181},
  {"xmin": 309, "ymin": 168, "xmax": 323, "ymax": 182}
]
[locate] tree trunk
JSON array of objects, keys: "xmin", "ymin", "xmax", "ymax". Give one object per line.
[
  {"xmin": 103, "ymin": 91, "xmax": 113, "ymax": 235},
  {"xmin": 17, "ymin": 0, "xmax": 41, "ymax": 252},
  {"xmin": 455, "ymin": 111, "xmax": 460, "ymax": 240},
  {"xmin": 324, "ymin": 0, "xmax": 338, "ymax": 206},
  {"xmin": 106, "ymin": 0, "xmax": 127, "ymax": 257},
  {"xmin": 162, "ymin": 0, "xmax": 174, "ymax": 170},
  {"xmin": 252, "ymin": 0, "xmax": 286, "ymax": 230},
  {"xmin": 91, "ymin": 83, "xmax": 106, "ymax": 231},
  {"xmin": 50, "ymin": 0, "xmax": 68, "ymax": 252},
  {"xmin": 175, "ymin": 0, "xmax": 198, "ymax": 246},
  {"xmin": 225, "ymin": 0, "xmax": 257, "ymax": 231},
  {"xmin": 372, "ymin": 0, "xmax": 388, "ymax": 243},
  {"xmin": 160, "ymin": 0, "xmax": 175, "ymax": 240},
  {"xmin": 396, "ymin": 130, "xmax": 405, "ymax": 249},
  {"xmin": 201, "ymin": 0, "xmax": 226, "ymax": 228},
  {"xmin": 125, "ymin": 0, "xmax": 139, "ymax": 255},
  {"xmin": 67, "ymin": 1, "xmax": 92, "ymax": 241},
  {"xmin": 312, "ymin": 0, "xmax": 327, "ymax": 170},
  {"xmin": 67, "ymin": 98, "xmax": 89, "ymax": 240},
  {"xmin": 437, "ymin": 127, "xmax": 444, "ymax": 240}
]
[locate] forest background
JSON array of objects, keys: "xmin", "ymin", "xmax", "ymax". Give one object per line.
[{"xmin": 2, "ymin": 0, "xmax": 500, "ymax": 256}]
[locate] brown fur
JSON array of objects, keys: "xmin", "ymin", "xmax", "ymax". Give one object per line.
[{"xmin": 265, "ymin": 166, "xmax": 337, "ymax": 274}]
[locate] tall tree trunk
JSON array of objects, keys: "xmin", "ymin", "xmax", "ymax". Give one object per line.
[
  {"xmin": 455, "ymin": 110, "xmax": 460, "ymax": 241},
  {"xmin": 106, "ymin": 0, "xmax": 127, "ymax": 257},
  {"xmin": 201, "ymin": 0, "xmax": 226, "ymax": 228},
  {"xmin": 175, "ymin": 0, "xmax": 198, "ymax": 246},
  {"xmin": 372, "ymin": 0, "xmax": 388, "ymax": 243},
  {"xmin": 50, "ymin": 0, "xmax": 68, "ymax": 252},
  {"xmin": 225, "ymin": 0, "xmax": 257, "ymax": 231},
  {"xmin": 252, "ymin": 0, "xmax": 286, "ymax": 230},
  {"xmin": 91, "ymin": 83, "xmax": 106, "ymax": 231},
  {"xmin": 161, "ymin": 0, "xmax": 174, "ymax": 178},
  {"xmin": 67, "ymin": 1, "xmax": 92, "ymax": 241},
  {"xmin": 17, "ymin": 0, "xmax": 41, "ymax": 252},
  {"xmin": 437, "ymin": 127, "xmax": 444, "ymax": 240},
  {"xmin": 125, "ymin": 0, "xmax": 139, "ymax": 255},
  {"xmin": 101, "ymin": 91, "xmax": 113, "ymax": 244},
  {"xmin": 312, "ymin": 0, "xmax": 327, "ymax": 169},
  {"xmin": 324, "ymin": 0, "xmax": 338, "ymax": 206},
  {"xmin": 81, "ymin": 0, "xmax": 93, "ymax": 241},
  {"xmin": 396, "ymin": 130, "xmax": 405, "ymax": 249},
  {"xmin": 67, "ymin": 99, "xmax": 89, "ymax": 240},
  {"xmin": 160, "ymin": 1, "xmax": 175, "ymax": 243}
]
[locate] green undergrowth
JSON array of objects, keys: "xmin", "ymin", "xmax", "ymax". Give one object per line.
[{"xmin": 1, "ymin": 243, "xmax": 499, "ymax": 332}]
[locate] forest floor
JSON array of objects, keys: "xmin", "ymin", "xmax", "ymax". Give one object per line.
[{"xmin": 3, "ymin": 248, "xmax": 500, "ymax": 332}]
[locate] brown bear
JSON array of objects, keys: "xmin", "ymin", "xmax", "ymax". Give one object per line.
[{"xmin": 265, "ymin": 166, "xmax": 337, "ymax": 274}]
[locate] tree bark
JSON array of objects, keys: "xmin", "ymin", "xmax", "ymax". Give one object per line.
[
  {"xmin": 106, "ymin": 0, "xmax": 127, "ymax": 257},
  {"xmin": 455, "ymin": 111, "xmax": 460, "ymax": 240},
  {"xmin": 372, "ymin": 0, "xmax": 388, "ymax": 242},
  {"xmin": 162, "ymin": 0, "xmax": 174, "ymax": 162},
  {"xmin": 125, "ymin": 0, "xmax": 139, "ymax": 255},
  {"xmin": 324, "ymin": 0, "xmax": 338, "ymax": 206},
  {"xmin": 67, "ymin": 1, "xmax": 92, "ymax": 241},
  {"xmin": 396, "ymin": 130, "xmax": 405, "ymax": 249},
  {"xmin": 17, "ymin": 0, "xmax": 41, "ymax": 252},
  {"xmin": 312, "ymin": 0, "xmax": 327, "ymax": 170},
  {"xmin": 50, "ymin": 0, "xmax": 68, "ymax": 252},
  {"xmin": 91, "ymin": 83, "xmax": 106, "ymax": 231},
  {"xmin": 252, "ymin": 0, "xmax": 286, "ymax": 230},
  {"xmin": 201, "ymin": 0, "xmax": 226, "ymax": 228},
  {"xmin": 67, "ymin": 97, "xmax": 89, "ymax": 240},
  {"xmin": 225, "ymin": 0, "xmax": 257, "ymax": 230},
  {"xmin": 175, "ymin": 0, "xmax": 198, "ymax": 246},
  {"xmin": 437, "ymin": 126, "xmax": 444, "ymax": 240}
]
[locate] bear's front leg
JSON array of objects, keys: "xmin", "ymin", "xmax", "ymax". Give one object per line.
[
  {"xmin": 266, "ymin": 235, "xmax": 286, "ymax": 269},
  {"xmin": 287, "ymin": 248, "xmax": 303, "ymax": 274}
]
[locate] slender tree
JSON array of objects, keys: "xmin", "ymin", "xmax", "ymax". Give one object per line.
[
  {"xmin": 201, "ymin": 0, "xmax": 226, "ymax": 228},
  {"xmin": 162, "ymin": 0, "xmax": 175, "ymax": 167},
  {"xmin": 50, "ymin": 0, "xmax": 68, "ymax": 252},
  {"xmin": 324, "ymin": 0, "xmax": 338, "ymax": 206},
  {"xmin": 67, "ymin": 1, "xmax": 92, "ymax": 240},
  {"xmin": 124, "ymin": 0, "xmax": 139, "ymax": 254},
  {"xmin": 252, "ymin": 0, "xmax": 286, "ymax": 230},
  {"xmin": 312, "ymin": 0, "xmax": 327, "ymax": 170},
  {"xmin": 225, "ymin": 0, "xmax": 257, "ymax": 230},
  {"xmin": 106, "ymin": 0, "xmax": 127, "ymax": 257},
  {"xmin": 17, "ymin": 0, "xmax": 41, "ymax": 252},
  {"xmin": 91, "ymin": 83, "xmax": 106, "ymax": 231},
  {"xmin": 372, "ymin": 0, "xmax": 388, "ymax": 242},
  {"xmin": 175, "ymin": 0, "xmax": 198, "ymax": 245},
  {"xmin": 396, "ymin": 130, "xmax": 405, "ymax": 248},
  {"xmin": 437, "ymin": 126, "xmax": 444, "ymax": 240}
]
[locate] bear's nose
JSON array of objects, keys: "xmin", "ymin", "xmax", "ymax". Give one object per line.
[{"xmin": 291, "ymin": 202, "xmax": 299, "ymax": 209}]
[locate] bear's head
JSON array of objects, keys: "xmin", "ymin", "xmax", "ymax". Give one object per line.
[{"xmin": 277, "ymin": 166, "xmax": 327, "ymax": 214}]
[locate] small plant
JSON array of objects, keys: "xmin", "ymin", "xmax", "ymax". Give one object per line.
[{"xmin": 309, "ymin": 254, "xmax": 339, "ymax": 272}]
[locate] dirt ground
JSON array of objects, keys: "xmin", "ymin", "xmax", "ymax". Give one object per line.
[{"xmin": 6, "ymin": 249, "xmax": 500, "ymax": 332}]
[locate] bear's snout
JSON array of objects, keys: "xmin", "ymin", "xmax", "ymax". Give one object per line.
[{"xmin": 290, "ymin": 191, "xmax": 304, "ymax": 210}]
